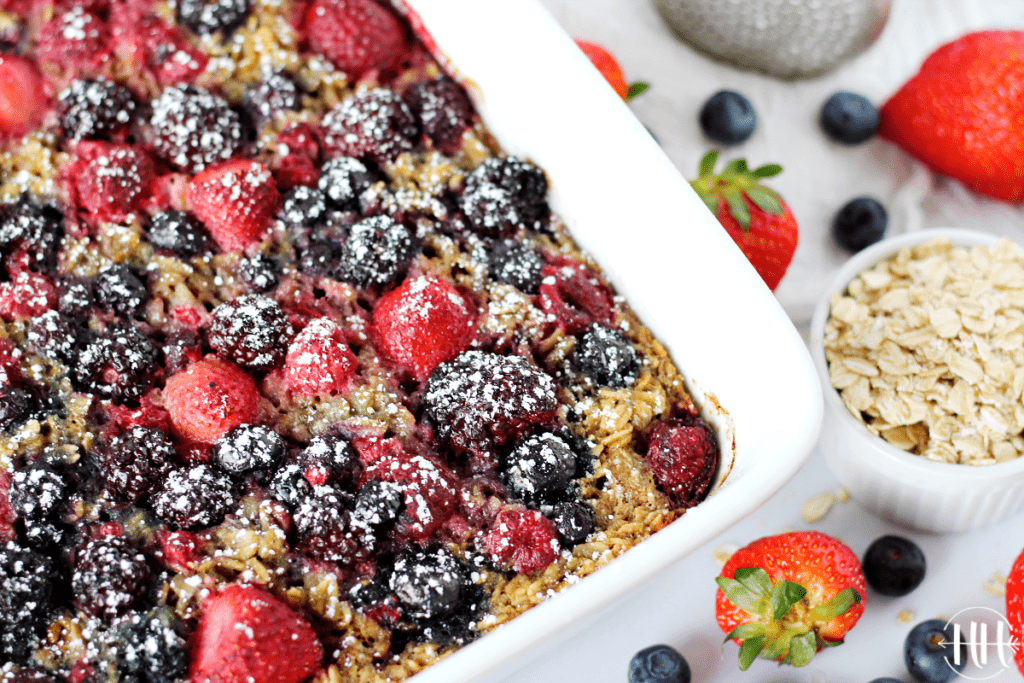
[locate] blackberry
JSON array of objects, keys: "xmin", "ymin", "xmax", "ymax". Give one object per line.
[
  {"xmin": 322, "ymin": 89, "xmax": 418, "ymax": 164},
  {"xmin": 337, "ymin": 215, "xmax": 414, "ymax": 288},
  {"xmin": 243, "ymin": 71, "xmax": 302, "ymax": 125},
  {"xmin": 318, "ymin": 157, "xmax": 373, "ymax": 208},
  {"xmin": 208, "ymin": 294, "xmax": 291, "ymax": 371},
  {"xmin": 9, "ymin": 463, "xmax": 66, "ymax": 520},
  {"xmin": 504, "ymin": 433, "xmax": 577, "ymax": 502},
  {"xmin": 571, "ymin": 325, "xmax": 640, "ymax": 388},
  {"xmin": 213, "ymin": 424, "xmax": 284, "ymax": 474},
  {"xmin": 57, "ymin": 276, "xmax": 94, "ymax": 318},
  {"xmin": 297, "ymin": 239, "xmax": 342, "ymax": 279},
  {"xmin": 97, "ymin": 427, "xmax": 177, "ymax": 505},
  {"xmin": 0, "ymin": 201, "xmax": 63, "ymax": 274},
  {"xmin": 489, "ymin": 241, "xmax": 544, "ymax": 294},
  {"xmin": 94, "ymin": 264, "xmax": 147, "ymax": 318},
  {"xmin": 268, "ymin": 464, "xmax": 313, "ymax": 509},
  {"xmin": 465, "ymin": 156, "xmax": 549, "ymax": 226},
  {"xmin": 72, "ymin": 536, "xmax": 149, "ymax": 621},
  {"xmin": 352, "ymin": 479, "xmax": 404, "ymax": 527},
  {"xmin": 0, "ymin": 669, "xmax": 63, "ymax": 683},
  {"xmin": 0, "ymin": 388, "xmax": 37, "ymax": 433},
  {"xmin": 21, "ymin": 519, "xmax": 67, "ymax": 553},
  {"xmin": 549, "ymin": 500, "xmax": 595, "ymax": 546},
  {"xmin": 237, "ymin": 254, "xmax": 280, "ymax": 293},
  {"xmin": 58, "ymin": 79, "xmax": 136, "ymax": 142},
  {"xmin": 114, "ymin": 607, "xmax": 189, "ymax": 683},
  {"xmin": 27, "ymin": 310, "xmax": 85, "ymax": 365},
  {"xmin": 298, "ymin": 434, "xmax": 358, "ymax": 486},
  {"xmin": 403, "ymin": 77, "xmax": 473, "ymax": 154},
  {"xmin": 177, "ymin": 0, "xmax": 251, "ymax": 36},
  {"xmin": 293, "ymin": 485, "xmax": 358, "ymax": 563},
  {"xmin": 278, "ymin": 185, "xmax": 327, "ymax": 228},
  {"xmin": 149, "ymin": 86, "xmax": 244, "ymax": 173},
  {"xmin": 74, "ymin": 325, "xmax": 158, "ymax": 403},
  {"xmin": 152, "ymin": 464, "xmax": 238, "ymax": 529},
  {"xmin": 425, "ymin": 351, "xmax": 558, "ymax": 454},
  {"xmin": 459, "ymin": 181, "xmax": 520, "ymax": 238},
  {"xmin": 388, "ymin": 547, "xmax": 466, "ymax": 621},
  {"xmin": 160, "ymin": 330, "xmax": 202, "ymax": 376},
  {"xmin": 0, "ymin": 542, "xmax": 56, "ymax": 665},
  {"xmin": 146, "ymin": 211, "xmax": 212, "ymax": 258}
]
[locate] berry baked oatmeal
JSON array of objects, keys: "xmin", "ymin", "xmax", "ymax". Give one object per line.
[{"xmin": 0, "ymin": 1, "xmax": 721, "ymax": 682}]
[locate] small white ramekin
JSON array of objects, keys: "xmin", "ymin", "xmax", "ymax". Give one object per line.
[{"xmin": 809, "ymin": 228, "xmax": 1024, "ymax": 534}]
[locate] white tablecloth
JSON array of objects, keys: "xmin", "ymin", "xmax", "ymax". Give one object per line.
[{"xmin": 488, "ymin": 2, "xmax": 1024, "ymax": 682}]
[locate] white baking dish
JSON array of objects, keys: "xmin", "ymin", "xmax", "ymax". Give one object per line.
[{"xmin": 397, "ymin": 1, "xmax": 824, "ymax": 680}]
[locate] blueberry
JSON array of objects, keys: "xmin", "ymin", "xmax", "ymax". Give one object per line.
[
  {"xmin": 699, "ymin": 90, "xmax": 756, "ymax": 145},
  {"xmin": 628, "ymin": 644, "xmax": 691, "ymax": 683},
  {"xmin": 549, "ymin": 500, "xmax": 595, "ymax": 546},
  {"xmin": 388, "ymin": 548, "xmax": 466, "ymax": 621},
  {"xmin": 268, "ymin": 464, "xmax": 313, "ymax": 509},
  {"xmin": 904, "ymin": 619, "xmax": 967, "ymax": 683},
  {"xmin": 868, "ymin": 679, "xmax": 904, "ymax": 683},
  {"xmin": 820, "ymin": 91, "xmax": 879, "ymax": 144},
  {"xmin": 213, "ymin": 424, "xmax": 284, "ymax": 474},
  {"xmin": 504, "ymin": 433, "xmax": 577, "ymax": 502},
  {"xmin": 832, "ymin": 196, "xmax": 887, "ymax": 252},
  {"xmin": 863, "ymin": 535, "xmax": 926, "ymax": 597},
  {"xmin": 571, "ymin": 325, "xmax": 640, "ymax": 388}
]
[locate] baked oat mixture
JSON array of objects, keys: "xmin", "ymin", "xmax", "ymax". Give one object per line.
[
  {"xmin": 824, "ymin": 236, "xmax": 1024, "ymax": 465},
  {"xmin": 0, "ymin": 1, "xmax": 720, "ymax": 682}
]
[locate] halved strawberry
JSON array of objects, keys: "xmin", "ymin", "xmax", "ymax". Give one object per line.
[
  {"xmin": 715, "ymin": 531, "xmax": 866, "ymax": 670},
  {"xmin": 284, "ymin": 317, "xmax": 358, "ymax": 396},
  {"xmin": 187, "ymin": 159, "xmax": 281, "ymax": 253},
  {"xmin": 163, "ymin": 356, "xmax": 261, "ymax": 443},
  {"xmin": 0, "ymin": 54, "xmax": 47, "ymax": 139},
  {"xmin": 190, "ymin": 584, "xmax": 323, "ymax": 683},
  {"xmin": 67, "ymin": 142, "xmax": 156, "ymax": 224}
]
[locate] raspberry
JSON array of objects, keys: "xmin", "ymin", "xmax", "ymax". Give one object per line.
[
  {"xmin": 644, "ymin": 413, "xmax": 718, "ymax": 509},
  {"xmin": 318, "ymin": 156, "xmax": 372, "ymax": 208},
  {"xmin": 537, "ymin": 260, "xmax": 615, "ymax": 335},
  {"xmin": 58, "ymin": 79, "xmax": 137, "ymax": 142},
  {"xmin": 322, "ymin": 89, "xmax": 418, "ymax": 163},
  {"xmin": 0, "ymin": 271, "xmax": 57, "ymax": 321},
  {"xmin": 277, "ymin": 121, "xmax": 322, "ymax": 161},
  {"xmin": 484, "ymin": 507, "xmax": 560, "ymax": 573},
  {"xmin": 117, "ymin": 13, "xmax": 208, "ymax": 87},
  {"xmin": 0, "ymin": 542, "xmax": 56, "ymax": 664},
  {"xmin": 209, "ymin": 294, "xmax": 292, "ymax": 371},
  {"xmin": 0, "ymin": 471, "xmax": 15, "ymax": 543},
  {"xmin": 0, "ymin": 55, "xmax": 47, "ymax": 139},
  {"xmin": 293, "ymin": 484, "xmax": 359, "ymax": 562},
  {"xmin": 403, "ymin": 77, "xmax": 474, "ymax": 154},
  {"xmin": 243, "ymin": 71, "xmax": 303, "ymax": 125},
  {"xmin": 304, "ymin": 0, "xmax": 408, "ymax": 80},
  {"xmin": 9, "ymin": 463, "xmax": 66, "ymax": 521},
  {"xmin": 0, "ymin": 201, "xmax": 63, "ymax": 275},
  {"xmin": 549, "ymin": 500, "xmax": 595, "ymax": 546},
  {"xmin": 424, "ymin": 351, "xmax": 558, "ymax": 456},
  {"xmin": 69, "ymin": 142, "xmax": 155, "ymax": 224},
  {"xmin": 177, "ymin": 0, "xmax": 251, "ymax": 36},
  {"xmin": 35, "ymin": 5, "xmax": 111, "ymax": 77},
  {"xmin": 238, "ymin": 254, "xmax": 280, "ymax": 293},
  {"xmin": 372, "ymin": 275, "xmax": 477, "ymax": 380},
  {"xmin": 163, "ymin": 357, "xmax": 261, "ymax": 443},
  {"xmin": 94, "ymin": 263, "xmax": 147, "ymax": 318},
  {"xmin": 187, "ymin": 159, "xmax": 281, "ymax": 252},
  {"xmin": 278, "ymin": 185, "xmax": 327, "ymax": 228},
  {"xmin": 298, "ymin": 433, "xmax": 359, "ymax": 487},
  {"xmin": 571, "ymin": 325, "xmax": 640, "ymax": 389},
  {"xmin": 337, "ymin": 215, "xmax": 414, "ymax": 288},
  {"xmin": 388, "ymin": 547, "xmax": 467, "ymax": 621},
  {"xmin": 152, "ymin": 464, "xmax": 238, "ymax": 529},
  {"xmin": 72, "ymin": 536, "xmax": 150, "ymax": 620},
  {"xmin": 74, "ymin": 325, "xmax": 158, "ymax": 403},
  {"xmin": 503, "ymin": 433, "xmax": 577, "ymax": 503},
  {"xmin": 360, "ymin": 453, "xmax": 458, "ymax": 542},
  {"xmin": 157, "ymin": 529, "xmax": 202, "ymax": 572},
  {"xmin": 147, "ymin": 211, "xmax": 213, "ymax": 258},
  {"xmin": 465, "ymin": 156, "xmax": 549, "ymax": 227},
  {"xmin": 489, "ymin": 241, "xmax": 544, "ymax": 294},
  {"xmin": 150, "ymin": 86, "xmax": 244, "ymax": 173},
  {"xmin": 213, "ymin": 424, "xmax": 284, "ymax": 474},
  {"xmin": 98, "ymin": 426, "xmax": 177, "ymax": 505}
]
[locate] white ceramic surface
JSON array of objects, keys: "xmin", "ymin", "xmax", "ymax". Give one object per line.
[
  {"xmin": 397, "ymin": 1, "xmax": 823, "ymax": 681},
  {"xmin": 810, "ymin": 228, "xmax": 1024, "ymax": 534}
]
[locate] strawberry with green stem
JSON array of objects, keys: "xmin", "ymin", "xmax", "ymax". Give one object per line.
[
  {"xmin": 690, "ymin": 151, "xmax": 798, "ymax": 291},
  {"xmin": 715, "ymin": 531, "xmax": 866, "ymax": 670},
  {"xmin": 575, "ymin": 40, "xmax": 649, "ymax": 102}
]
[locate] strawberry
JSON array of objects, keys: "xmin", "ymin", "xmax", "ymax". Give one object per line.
[
  {"xmin": 284, "ymin": 317, "xmax": 359, "ymax": 396},
  {"xmin": 190, "ymin": 584, "xmax": 323, "ymax": 683},
  {"xmin": 1006, "ymin": 546, "xmax": 1024, "ymax": 676},
  {"xmin": 163, "ymin": 357, "xmax": 261, "ymax": 443},
  {"xmin": 879, "ymin": 30, "xmax": 1024, "ymax": 202},
  {"xmin": 690, "ymin": 151, "xmax": 797, "ymax": 291},
  {"xmin": 35, "ymin": 5, "xmax": 112, "ymax": 77},
  {"xmin": 715, "ymin": 531, "xmax": 866, "ymax": 670},
  {"xmin": 574, "ymin": 39, "xmax": 648, "ymax": 102},
  {"xmin": 372, "ymin": 275, "xmax": 477, "ymax": 380},
  {"xmin": 187, "ymin": 159, "xmax": 281, "ymax": 253},
  {"xmin": 67, "ymin": 142, "xmax": 156, "ymax": 224},
  {"xmin": 0, "ymin": 54, "xmax": 47, "ymax": 139},
  {"xmin": 303, "ymin": 0, "xmax": 409, "ymax": 80}
]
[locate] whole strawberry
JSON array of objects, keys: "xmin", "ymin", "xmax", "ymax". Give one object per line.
[
  {"xmin": 690, "ymin": 151, "xmax": 797, "ymax": 291},
  {"xmin": 715, "ymin": 531, "xmax": 866, "ymax": 670},
  {"xmin": 1006, "ymin": 546, "xmax": 1024, "ymax": 676},
  {"xmin": 574, "ymin": 39, "xmax": 649, "ymax": 102},
  {"xmin": 879, "ymin": 30, "xmax": 1024, "ymax": 202},
  {"xmin": 187, "ymin": 159, "xmax": 280, "ymax": 253}
]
